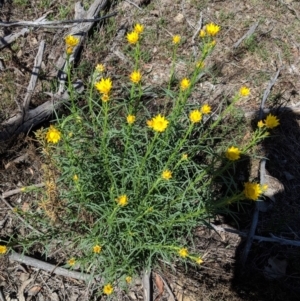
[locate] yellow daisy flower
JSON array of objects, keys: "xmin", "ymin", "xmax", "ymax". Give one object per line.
[
  {"xmin": 93, "ymin": 244, "xmax": 102, "ymax": 254},
  {"xmin": 66, "ymin": 47, "xmax": 74, "ymax": 55},
  {"xmin": 95, "ymin": 64, "xmax": 105, "ymax": 72},
  {"xmin": 65, "ymin": 35, "xmax": 79, "ymax": 47},
  {"xmin": 257, "ymin": 120, "xmax": 265, "ymax": 128},
  {"xmin": 127, "ymin": 115, "xmax": 136, "ymax": 125},
  {"xmin": 162, "ymin": 170, "xmax": 172, "ymax": 180},
  {"xmin": 0, "ymin": 245, "xmax": 7, "ymax": 254},
  {"xmin": 182, "ymin": 153, "xmax": 188, "ymax": 160},
  {"xmin": 134, "ymin": 23, "xmax": 144, "ymax": 34},
  {"xmin": 126, "ymin": 276, "xmax": 132, "ymax": 283},
  {"xmin": 196, "ymin": 257, "xmax": 203, "ymax": 264},
  {"xmin": 68, "ymin": 258, "xmax": 76, "ymax": 266},
  {"xmin": 130, "ymin": 70, "xmax": 142, "ymax": 84},
  {"xmin": 178, "ymin": 247, "xmax": 188, "ymax": 258},
  {"xmin": 103, "ymin": 283, "xmax": 114, "ymax": 295},
  {"xmin": 73, "ymin": 174, "xmax": 78, "ymax": 181},
  {"xmin": 172, "ymin": 35, "xmax": 181, "ymax": 45},
  {"xmin": 95, "ymin": 78, "xmax": 113, "ymax": 95},
  {"xmin": 46, "ymin": 125, "xmax": 61, "ymax": 144},
  {"xmin": 205, "ymin": 23, "xmax": 220, "ymax": 36},
  {"xmin": 239, "ymin": 86, "xmax": 250, "ymax": 97},
  {"xmin": 199, "ymin": 29, "xmax": 206, "ymax": 38},
  {"xmin": 201, "ymin": 104, "xmax": 211, "ymax": 114},
  {"xmin": 116, "ymin": 195, "xmax": 128, "ymax": 206},
  {"xmin": 264, "ymin": 114, "xmax": 280, "ymax": 129},
  {"xmin": 243, "ymin": 182, "xmax": 262, "ymax": 201},
  {"xmin": 101, "ymin": 94, "xmax": 110, "ymax": 102},
  {"xmin": 180, "ymin": 78, "xmax": 191, "ymax": 91},
  {"xmin": 225, "ymin": 146, "xmax": 241, "ymax": 161},
  {"xmin": 127, "ymin": 31, "xmax": 139, "ymax": 45},
  {"xmin": 149, "ymin": 114, "xmax": 169, "ymax": 132},
  {"xmin": 189, "ymin": 110, "xmax": 202, "ymax": 123}
]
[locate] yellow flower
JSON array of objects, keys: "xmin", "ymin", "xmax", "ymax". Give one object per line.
[
  {"xmin": 239, "ymin": 86, "xmax": 250, "ymax": 97},
  {"xmin": 201, "ymin": 104, "xmax": 211, "ymax": 114},
  {"xmin": 162, "ymin": 170, "xmax": 172, "ymax": 180},
  {"xmin": 127, "ymin": 31, "xmax": 139, "ymax": 44},
  {"xmin": 130, "ymin": 70, "xmax": 142, "ymax": 84},
  {"xmin": 93, "ymin": 244, "xmax": 102, "ymax": 254},
  {"xmin": 73, "ymin": 174, "xmax": 78, "ymax": 181},
  {"xmin": 210, "ymin": 40, "xmax": 216, "ymax": 47},
  {"xmin": 205, "ymin": 23, "xmax": 220, "ymax": 36},
  {"xmin": 178, "ymin": 248, "xmax": 188, "ymax": 258},
  {"xmin": 243, "ymin": 182, "xmax": 262, "ymax": 201},
  {"xmin": 189, "ymin": 110, "xmax": 202, "ymax": 123},
  {"xmin": 66, "ymin": 47, "xmax": 74, "ymax": 55},
  {"xmin": 257, "ymin": 120, "xmax": 265, "ymax": 128},
  {"xmin": 147, "ymin": 119, "xmax": 153, "ymax": 128},
  {"xmin": 95, "ymin": 78, "xmax": 113, "ymax": 95},
  {"xmin": 65, "ymin": 35, "xmax": 79, "ymax": 47},
  {"xmin": 150, "ymin": 114, "xmax": 169, "ymax": 132},
  {"xmin": 182, "ymin": 153, "xmax": 188, "ymax": 160},
  {"xmin": 196, "ymin": 61, "xmax": 205, "ymax": 69},
  {"xmin": 196, "ymin": 257, "xmax": 203, "ymax": 264},
  {"xmin": 46, "ymin": 125, "xmax": 61, "ymax": 144},
  {"xmin": 180, "ymin": 78, "xmax": 191, "ymax": 91},
  {"xmin": 96, "ymin": 64, "xmax": 105, "ymax": 72},
  {"xmin": 126, "ymin": 276, "xmax": 132, "ymax": 283},
  {"xmin": 225, "ymin": 146, "xmax": 241, "ymax": 161},
  {"xmin": 134, "ymin": 23, "xmax": 144, "ymax": 34},
  {"xmin": 103, "ymin": 283, "xmax": 114, "ymax": 295},
  {"xmin": 172, "ymin": 35, "xmax": 181, "ymax": 45},
  {"xmin": 264, "ymin": 114, "xmax": 280, "ymax": 129},
  {"xmin": 101, "ymin": 94, "xmax": 110, "ymax": 102},
  {"xmin": 68, "ymin": 258, "xmax": 76, "ymax": 266},
  {"xmin": 127, "ymin": 115, "xmax": 136, "ymax": 124},
  {"xmin": 0, "ymin": 245, "xmax": 7, "ymax": 254},
  {"xmin": 20, "ymin": 187, "xmax": 26, "ymax": 192},
  {"xmin": 262, "ymin": 184, "xmax": 268, "ymax": 192},
  {"xmin": 116, "ymin": 194, "xmax": 128, "ymax": 206},
  {"xmin": 199, "ymin": 29, "xmax": 206, "ymax": 38}
]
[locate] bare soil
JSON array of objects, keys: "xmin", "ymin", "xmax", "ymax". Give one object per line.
[{"xmin": 1, "ymin": 0, "xmax": 300, "ymax": 300}]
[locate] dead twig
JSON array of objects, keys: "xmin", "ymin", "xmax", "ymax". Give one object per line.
[
  {"xmin": 233, "ymin": 22, "xmax": 259, "ymax": 49},
  {"xmin": 9, "ymin": 251, "xmax": 93, "ymax": 282},
  {"xmin": 2, "ymin": 183, "xmax": 45, "ymax": 198},
  {"xmin": 191, "ymin": 12, "xmax": 202, "ymax": 58},
  {"xmin": 142, "ymin": 269, "xmax": 152, "ymax": 301},
  {"xmin": 0, "ymin": 12, "xmax": 117, "ymax": 28},
  {"xmin": 124, "ymin": 0, "xmax": 142, "ymax": 10}
]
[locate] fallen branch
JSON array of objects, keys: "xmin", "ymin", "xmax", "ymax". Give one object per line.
[
  {"xmin": 142, "ymin": 269, "xmax": 152, "ymax": 301},
  {"xmin": 233, "ymin": 22, "xmax": 259, "ymax": 49},
  {"xmin": 9, "ymin": 251, "xmax": 93, "ymax": 282},
  {"xmin": 2, "ymin": 183, "xmax": 45, "ymax": 198}
]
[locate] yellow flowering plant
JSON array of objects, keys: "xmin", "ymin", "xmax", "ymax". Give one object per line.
[{"xmin": 10, "ymin": 23, "xmax": 277, "ymax": 295}]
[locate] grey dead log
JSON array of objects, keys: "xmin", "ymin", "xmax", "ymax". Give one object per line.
[{"xmin": 9, "ymin": 251, "xmax": 93, "ymax": 282}]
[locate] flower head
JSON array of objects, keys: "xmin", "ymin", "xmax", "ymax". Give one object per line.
[
  {"xmin": 101, "ymin": 94, "xmax": 110, "ymax": 102},
  {"xmin": 189, "ymin": 110, "xmax": 202, "ymax": 123},
  {"xmin": 73, "ymin": 174, "xmax": 78, "ymax": 181},
  {"xmin": 264, "ymin": 114, "xmax": 280, "ymax": 129},
  {"xmin": 205, "ymin": 23, "xmax": 220, "ymax": 36},
  {"xmin": 103, "ymin": 283, "xmax": 114, "ymax": 295},
  {"xmin": 225, "ymin": 146, "xmax": 241, "ymax": 161},
  {"xmin": 182, "ymin": 153, "xmax": 188, "ymax": 160},
  {"xmin": 130, "ymin": 70, "xmax": 142, "ymax": 84},
  {"xmin": 116, "ymin": 195, "xmax": 128, "ymax": 206},
  {"xmin": 243, "ymin": 182, "xmax": 263, "ymax": 201},
  {"xmin": 172, "ymin": 35, "xmax": 181, "ymax": 45},
  {"xmin": 127, "ymin": 31, "xmax": 139, "ymax": 45},
  {"xmin": 66, "ymin": 47, "xmax": 74, "ymax": 55},
  {"xmin": 201, "ymin": 104, "xmax": 211, "ymax": 114},
  {"xmin": 0, "ymin": 245, "xmax": 7, "ymax": 254},
  {"xmin": 162, "ymin": 170, "xmax": 172, "ymax": 180},
  {"xmin": 95, "ymin": 64, "xmax": 105, "ymax": 73},
  {"xmin": 180, "ymin": 78, "xmax": 191, "ymax": 91},
  {"xmin": 199, "ymin": 29, "xmax": 206, "ymax": 38},
  {"xmin": 127, "ymin": 115, "xmax": 136, "ymax": 125},
  {"xmin": 65, "ymin": 35, "xmax": 79, "ymax": 47},
  {"xmin": 68, "ymin": 258, "xmax": 76, "ymax": 266},
  {"xmin": 134, "ymin": 23, "xmax": 144, "ymax": 34},
  {"xmin": 239, "ymin": 86, "xmax": 250, "ymax": 97},
  {"xmin": 149, "ymin": 114, "xmax": 169, "ymax": 132},
  {"xmin": 46, "ymin": 125, "xmax": 61, "ymax": 144},
  {"xmin": 257, "ymin": 120, "xmax": 265, "ymax": 128},
  {"xmin": 196, "ymin": 257, "xmax": 203, "ymax": 264},
  {"xmin": 178, "ymin": 248, "xmax": 188, "ymax": 258},
  {"xmin": 126, "ymin": 276, "xmax": 132, "ymax": 284},
  {"xmin": 93, "ymin": 244, "xmax": 102, "ymax": 254},
  {"xmin": 95, "ymin": 78, "xmax": 113, "ymax": 95}
]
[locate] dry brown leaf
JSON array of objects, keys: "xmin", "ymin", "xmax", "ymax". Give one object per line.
[
  {"xmin": 27, "ymin": 285, "xmax": 42, "ymax": 296},
  {"xmin": 154, "ymin": 273, "xmax": 164, "ymax": 301}
]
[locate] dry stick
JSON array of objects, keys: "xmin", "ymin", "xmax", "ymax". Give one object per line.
[
  {"xmin": 0, "ymin": 12, "xmax": 117, "ymax": 28},
  {"xmin": 142, "ymin": 269, "xmax": 152, "ymax": 301},
  {"xmin": 191, "ymin": 12, "xmax": 202, "ymax": 58},
  {"xmin": 0, "ymin": 196, "xmax": 43, "ymax": 235},
  {"xmin": 23, "ymin": 40, "xmax": 45, "ymax": 112},
  {"xmin": 210, "ymin": 224, "xmax": 300, "ymax": 247},
  {"xmin": 233, "ymin": 21, "xmax": 259, "ymax": 49},
  {"xmin": 9, "ymin": 252, "xmax": 93, "ymax": 282},
  {"xmin": 2, "ymin": 183, "xmax": 45, "ymax": 198},
  {"xmin": 0, "ymin": 28, "xmax": 29, "ymax": 49},
  {"xmin": 124, "ymin": 0, "xmax": 142, "ymax": 10}
]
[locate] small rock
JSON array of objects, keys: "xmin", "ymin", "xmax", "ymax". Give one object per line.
[{"xmin": 174, "ymin": 13, "xmax": 184, "ymax": 23}]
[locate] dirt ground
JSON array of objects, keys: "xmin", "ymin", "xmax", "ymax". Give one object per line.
[{"xmin": 1, "ymin": 0, "xmax": 300, "ymax": 300}]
